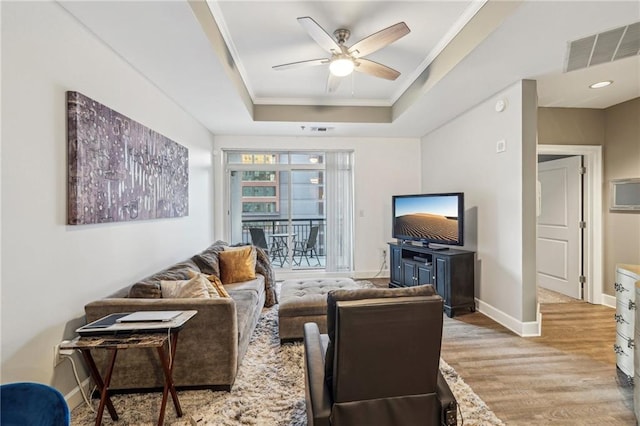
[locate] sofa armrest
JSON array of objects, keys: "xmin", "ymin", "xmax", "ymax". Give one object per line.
[
  {"xmin": 437, "ymin": 371, "xmax": 457, "ymax": 426},
  {"xmin": 303, "ymin": 322, "xmax": 332, "ymax": 426},
  {"xmin": 84, "ymin": 297, "xmax": 239, "ymax": 389}
]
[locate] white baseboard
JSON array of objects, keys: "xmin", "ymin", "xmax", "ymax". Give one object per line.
[
  {"xmin": 65, "ymin": 377, "xmax": 93, "ymax": 410},
  {"xmin": 475, "ymin": 298, "xmax": 542, "ymax": 337},
  {"xmin": 602, "ymin": 293, "xmax": 616, "ymax": 309},
  {"xmin": 275, "ymin": 270, "xmax": 390, "ymax": 281},
  {"xmin": 353, "ymin": 270, "xmax": 389, "ymax": 280}
]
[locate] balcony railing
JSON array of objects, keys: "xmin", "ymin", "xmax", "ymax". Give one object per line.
[{"xmin": 241, "ymin": 218, "xmax": 326, "ymax": 268}]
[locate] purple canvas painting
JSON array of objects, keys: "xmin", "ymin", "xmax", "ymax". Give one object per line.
[{"xmin": 67, "ymin": 91, "xmax": 189, "ymax": 225}]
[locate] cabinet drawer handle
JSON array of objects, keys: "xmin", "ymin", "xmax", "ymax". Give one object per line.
[
  {"xmin": 614, "ymin": 344, "xmax": 624, "ymax": 355},
  {"xmin": 615, "ymin": 282, "xmax": 628, "ymax": 292},
  {"xmin": 614, "ymin": 313, "xmax": 629, "ymax": 324},
  {"xmin": 629, "ymin": 300, "xmax": 636, "ymax": 310}
]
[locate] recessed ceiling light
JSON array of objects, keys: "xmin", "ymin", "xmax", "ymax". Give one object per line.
[{"xmin": 589, "ymin": 80, "xmax": 613, "ymax": 89}]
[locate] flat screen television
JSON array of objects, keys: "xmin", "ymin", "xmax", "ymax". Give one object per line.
[{"xmin": 392, "ymin": 192, "xmax": 464, "ymax": 248}]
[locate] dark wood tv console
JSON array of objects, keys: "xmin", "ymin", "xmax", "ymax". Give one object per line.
[{"xmin": 388, "ymin": 242, "xmax": 475, "ymax": 317}]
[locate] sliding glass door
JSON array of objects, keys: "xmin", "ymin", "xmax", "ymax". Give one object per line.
[{"xmin": 225, "ymin": 151, "xmax": 352, "ymax": 272}]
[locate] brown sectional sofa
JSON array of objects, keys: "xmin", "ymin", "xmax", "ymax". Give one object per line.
[{"xmin": 83, "ymin": 241, "xmax": 276, "ymax": 392}]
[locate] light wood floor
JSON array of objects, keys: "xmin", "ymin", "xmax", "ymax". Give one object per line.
[{"xmin": 366, "ymin": 279, "xmax": 635, "ymax": 425}]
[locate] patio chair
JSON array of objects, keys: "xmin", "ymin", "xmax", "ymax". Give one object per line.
[
  {"xmin": 249, "ymin": 227, "xmax": 269, "ymax": 251},
  {"xmin": 292, "ymin": 226, "xmax": 320, "ymax": 266},
  {"xmin": 250, "ymin": 227, "xmax": 286, "ymax": 266}
]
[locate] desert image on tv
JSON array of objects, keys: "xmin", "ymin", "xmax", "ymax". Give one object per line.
[{"xmin": 394, "ymin": 213, "xmax": 458, "ymax": 243}]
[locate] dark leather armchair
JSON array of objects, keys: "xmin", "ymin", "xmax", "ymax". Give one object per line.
[{"xmin": 303, "ymin": 285, "xmax": 457, "ymax": 426}]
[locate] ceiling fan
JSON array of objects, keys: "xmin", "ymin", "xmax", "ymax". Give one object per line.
[{"xmin": 272, "ymin": 17, "xmax": 410, "ymax": 92}]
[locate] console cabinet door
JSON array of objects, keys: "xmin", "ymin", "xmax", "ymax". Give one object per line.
[
  {"xmin": 402, "ymin": 261, "xmax": 416, "ymax": 286},
  {"xmin": 434, "ymin": 257, "xmax": 448, "ymax": 299},
  {"xmin": 417, "ymin": 264, "xmax": 433, "ymax": 285},
  {"xmin": 390, "ymin": 246, "xmax": 402, "ymax": 285}
]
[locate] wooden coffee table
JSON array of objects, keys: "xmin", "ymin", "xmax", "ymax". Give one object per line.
[{"xmin": 62, "ymin": 310, "xmax": 197, "ymax": 425}]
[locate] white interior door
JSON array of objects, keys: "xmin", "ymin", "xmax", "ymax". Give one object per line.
[{"xmin": 537, "ymin": 156, "xmax": 582, "ymax": 298}]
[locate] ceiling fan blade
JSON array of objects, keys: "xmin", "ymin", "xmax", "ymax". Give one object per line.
[
  {"xmin": 354, "ymin": 58, "xmax": 401, "ymax": 80},
  {"xmin": 298, "ymin": 17, "xmax": 342, "ymax": 54},
  {"xmin": 272, "ymin": 58, "xmax": 329, "ymax": 71},
  {"xmin": 348, "ymin": 22, "xmax": 410, "ymax": 58},
  {"xmin": 326, "ymin": 72, "xmax": 342, "ymax": 93}
]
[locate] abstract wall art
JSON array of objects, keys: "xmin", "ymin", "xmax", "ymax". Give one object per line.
[{"xmin": 67, "ymin": 91, "xmax": 189, "ymax": 225}]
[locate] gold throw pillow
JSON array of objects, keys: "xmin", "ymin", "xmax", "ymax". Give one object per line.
[
  {"xmin": 219, "ymin": 246, "xmax": 257, "ymax": 284},
  {"xmin": 187, "ymin": 270, "xmax": 231, "ymax": 298},
  {"xmin": 207, "ymin": 274, "xmax": 231, "ymax": 298}
]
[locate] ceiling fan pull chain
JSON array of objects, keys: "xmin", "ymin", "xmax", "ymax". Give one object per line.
[{"xmin": 351, "ymin": 72, "xmax": 355, "ymax": 97}]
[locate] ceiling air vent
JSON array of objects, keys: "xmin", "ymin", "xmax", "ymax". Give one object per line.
[
  {"xmin": 565, "ymin": 21, "xmax": 640, "ymax": 72},
  {"xmin": 310, "ymin": 126, "xmax": 334, "ymax": 132}
]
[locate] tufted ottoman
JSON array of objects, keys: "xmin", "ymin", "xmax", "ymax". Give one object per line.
[{"xmin": 278, "ymin": 278, "xmax": 368, "ymax": 342}]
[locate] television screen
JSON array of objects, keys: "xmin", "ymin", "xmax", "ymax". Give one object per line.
[{"xmin": 392, "ymin": 193, "xmax": 464, "ymax": 246}]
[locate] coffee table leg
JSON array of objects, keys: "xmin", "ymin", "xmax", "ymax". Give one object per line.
[
  {"xmin": 81, "ymin": 349, "xmax": 119, "ymax": 425},
  {"xmin": 156, "ymin": 332, "xmax": 182, "ymax": 425}
]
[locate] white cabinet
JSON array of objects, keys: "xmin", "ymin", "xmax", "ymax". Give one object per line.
[
  {"xmin": 615, "ymin": 263, "xmax": 640, "ymax": 424},
  {"xmin": 624, "ymin": 264, "xmax": 640, "ymax": 423},
  {"xmin": 617, "ymin": 265, "xmax": 640, "ymax": 381},
  {"xmin": 615, "ymin": 264, "xmax": 640, "ymax": 383},
  {"xmin": 613, "ymin": 265, "xmax": 640, "ymax": 383}
]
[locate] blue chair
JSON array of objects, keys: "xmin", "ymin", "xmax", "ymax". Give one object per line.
[{"xmin": 0, "ymin": 382, "xmax": 70, "ymax": 425}]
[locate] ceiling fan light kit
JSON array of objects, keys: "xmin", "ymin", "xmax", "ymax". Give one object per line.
[
  {"xmin": 273, "ymin": 16, "xmax": 410, "ymax": 92},
  {"xmin": 329, "ymin": 56, "xmax": 354, "ymax": 77}
]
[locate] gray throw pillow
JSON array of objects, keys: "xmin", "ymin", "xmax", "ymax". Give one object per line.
[
  {"xmin": 191, "ymin": 241, "xmax": 227, "ymax": 276},
  {"xmin": 128, "ymin": 282, "xmax": 161, "ymax": 298}
]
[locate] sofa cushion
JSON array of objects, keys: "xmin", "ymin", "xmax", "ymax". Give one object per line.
[
  {"xmin": 324, "ymin": 285, "xmax": 437, "ymax": 392},
  {"xmin": 231, "ymin": 243, "xmax": 277, "ymax": 307},
  {"xmin": 229, "ymin": 290, "xmax": 259, "ymax": 342},
  {"xmin": 223, "ymin": 274, "xmax": 264, "ymax": 295},
  {"xmin": 219, "ymin": 246, "xmax": 257, "ymax": 284}
]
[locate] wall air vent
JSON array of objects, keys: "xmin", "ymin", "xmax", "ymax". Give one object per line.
[{"xmin": 565, "ymin": 21, "xmax": 640, "ymax": 72}]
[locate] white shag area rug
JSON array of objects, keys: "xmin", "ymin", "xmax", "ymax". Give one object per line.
[{"xmin": 71, "ymin": 306, "xmax": 503, "ymax": 425}]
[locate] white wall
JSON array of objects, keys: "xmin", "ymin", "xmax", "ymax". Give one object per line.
[
  {"xmin": 1, "ymin": 1, "xmax": 215, "ymax": 398},
  {"xmin": 420, "ymin": 80, "xmax": 538, "ymax": 334},
  {"xmin": 212, "ymin": 135, "xmax": 422, "ymax": 278}
]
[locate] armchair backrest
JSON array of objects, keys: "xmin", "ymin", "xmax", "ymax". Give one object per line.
[
  {"xmin": 332, "ymin": 296, "xmax": 443, "ymax": 402},
  {"xmin": 323, "ymin": 285, "xmax": 444, "ymax": 425}
]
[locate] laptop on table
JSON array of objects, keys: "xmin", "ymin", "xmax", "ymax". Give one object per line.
[{"xmin": 76, "ymin": 310, "xmax": 197, "ymax": 336}]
